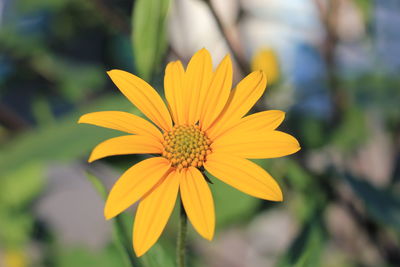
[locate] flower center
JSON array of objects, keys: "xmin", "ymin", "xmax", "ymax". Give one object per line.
[{"xmin": 162, "ymin": 125, "xmax": 212, "ymax": 170}]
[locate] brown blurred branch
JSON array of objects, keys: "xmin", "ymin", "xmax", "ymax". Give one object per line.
[
  {"xmin": 297, "ymin": 159, "xmax": 400, "ymax": 265},
  {"xmin": 202, "ymin": 0, "xmax": 249, "ymax": 74},
  {"xmin": 313, "ymin": 0, "xmax": 347, "ymax": 123},
  {"xmin": 335, "ymin": 182, "xmax": 400, "ymax": 264},
  {"xmin": 311, "ymin": 2, "xmax": 400, "ymax": 263}
]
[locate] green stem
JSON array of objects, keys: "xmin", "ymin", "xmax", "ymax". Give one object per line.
[{"xmin": 177, "ymin": 202, "xmax": 188, "ymax": 267}]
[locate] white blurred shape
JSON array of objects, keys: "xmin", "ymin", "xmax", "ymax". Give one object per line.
[
  {"xmin": 240, "ymin": 0, "xmax": 324, "ymax": 74},
  {"xmin": 35, "ymin": 163, "xmax": 113, "ymax": 250},
  {"xmin": 336, "ymin": 0, "xmax": 365, "ymax": 42},
  {"xmin": 168, "ymin": 0, "xmax": 238, "ymax": 64}
]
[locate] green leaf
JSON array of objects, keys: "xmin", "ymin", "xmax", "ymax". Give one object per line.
[
  {"xmin": 344, "ymin": 173, "xmax": 400, "ymax": 231},
  {"xmin": 277, "ymin": 213, "xmax": 325, "ymax": 267},
  {"xmin": 132, "ymin": 0, "xmax": 170, "ymax": 80},
  {"xmin": 206, "ymin": 173, "xmax": 260, "ymax": 227}
]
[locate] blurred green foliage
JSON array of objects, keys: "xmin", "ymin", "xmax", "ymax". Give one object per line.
[
  {"xmin": 278, "ymin": 215, "xmax": 325, "ymax": 267},
  {"xmin": 55, "ymin": 246, "xmax": 125, "ymax": 267},
  {"xmin": 344, "ymin": 173, "xmax": 400, "ymax": 231},
  {"xmin": 1, "ymin": 0, "xmax": 400, "ymax": 266},
  {"xmin": 132, "ymin": 0, "xmax": 170, "ymax": 80}
]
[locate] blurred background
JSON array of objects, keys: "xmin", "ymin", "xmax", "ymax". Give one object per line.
[{"xmin": 1, "ymin": 0, "xmax": 400, "ymax": 266}]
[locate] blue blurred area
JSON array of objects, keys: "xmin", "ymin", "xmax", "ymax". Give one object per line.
[
  {"xmin": 376, "ymin": 0, "xmax": 400, "ymax": 72},
  {"xmin": 291, "ymin": 43, "xmax": 331, "ymax": 117}
]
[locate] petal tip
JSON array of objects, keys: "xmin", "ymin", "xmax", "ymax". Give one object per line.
[
  {"xmin": 198, "ymin": 228, "xmax": 214, "ymax": 241},
  {"xmin": 265, "ymin": 179, "xmax": 284, "ymax": 202},
  {"xmin": 268, "ymin": 187, "xmax": 283, "ymax": 202},
  {"xmin": 106, "ymin": 69, "xmax": 122, "ymax": 77},
  {"xmin": 293, "ymin": 139, "xmax": 301, "ymax": 151},
  {"xmin": 88, "ymin": 154, "xmax": 96, "ymax": 163},
  {"xmin": 223, "ymin": 53, "xmax": 232, "ymax": 61},
  {"xmin": 194, "ymin": 47, "xmax": 211, "ymax": 60},
  {"xmin": 277, "ymin": 110, "xmax": 286, "ymax": 116},
  {"xmin": 274, "ymin": 184, "xmax": 284, "ymax": 202},
  {"xmin": 104, "ymin": 213, "xmax": 113, "ymax": 220},
  {"xmin": 199, "ymin": 47, "xmax": 209, "ymax": 53},
  {"xmin": 205, "ymin": 231, "xmax": 214, "ymax": 241},
  {"xmin": 77, "ymin": 115, "xmax": 85, "ymax": 124},
  {"xmin": 257, "ymin": 69, "xmax": 264, "ymax": 76},
  {"xmin": 221, "ymin": 54, "xmax": 233, "ymax": 69},
  {"xmin": 133, "ymin": 241, "xmax": 149, "ymax": 257},
  {"xmin": 276, "ymin": 192, "xmax": 284, "ymax": 202},
  {"xmin": 104, "ymin": 205, "xmax": 116, "ymax": 220}
]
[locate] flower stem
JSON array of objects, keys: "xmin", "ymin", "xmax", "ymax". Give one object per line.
[{"xmin": 177, "ymin": 202, "xmax": 188, "ymax": 267}]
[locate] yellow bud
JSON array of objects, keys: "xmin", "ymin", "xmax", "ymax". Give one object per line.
[{"xmin": 251, "ymin": 48, "xmax": 280, "ymax": 85}]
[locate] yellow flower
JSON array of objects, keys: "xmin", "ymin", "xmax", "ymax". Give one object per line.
[
  {"xmin": 4, "ymin": 249, "xmax": 26, "ymax": 267},
  {"xmin": 251, "ymin": 48, "xmax": 280, "ymax": 84},
  {"xmin": 79, "ymin": 48, "xmax": 300, "ymax": 256}
]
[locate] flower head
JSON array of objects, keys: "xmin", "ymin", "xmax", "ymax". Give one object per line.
[{"xmin": 79, "ymin": 48, "xmax": 300, "ymax": 256}]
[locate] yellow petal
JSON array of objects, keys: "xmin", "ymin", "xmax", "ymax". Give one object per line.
[
  {"xmin": 164, "ymin": 61, "xmax": 185, "ymax": 125},
  {"xmin": 88, "ymin": 135, "xmax": 163, "ymax": 163},
  {"xmin": 204, "ymin": 153, "xmax": 283, "ymax": 201},
  {"xmin": 183, "ymin": 48, "xmax": 213, "ymax": 125},
  {"xmin": 215, "ymin": 110, "xmax": 285, "ymax": 139},
  {"xmin": 199, "ymin": 55, "xmax": 233, "ymax": 130},
  {"xmin": 211, "ymin": 130, "xmax": 300, "ymax": 159},
  {"xmin": 207, "ymin": 71, "xmax": 267, "ymax": 139},
  {"xmin": 107, "ymin": 69, "xmax": 172, "ymax": 131},
  {"xmin": 104, "ymin": 157, "xmax": 171, "ymax": 219},
  {"xmin": 180, "ymin": 167, "xmax": 215, "ymax": 240},
  {"xmin": 78, "ymin": 111, "xmax": 163, "ymax": 141},
  {"xmin": 133, "ymin": 171, "xmax": 180, "ymax": 257}
]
